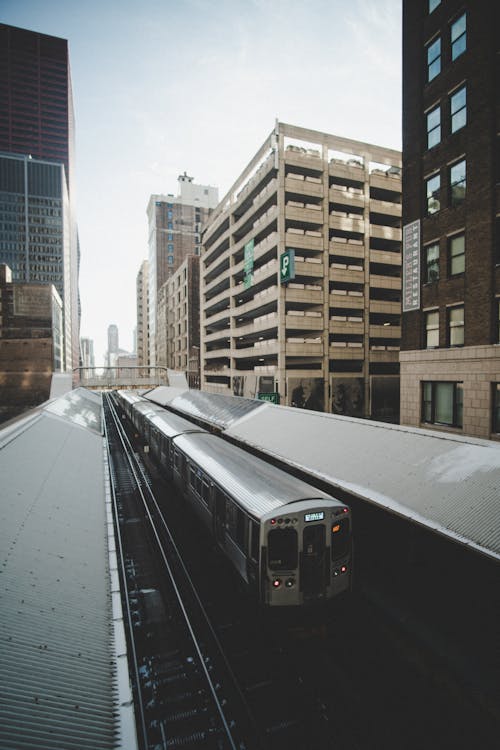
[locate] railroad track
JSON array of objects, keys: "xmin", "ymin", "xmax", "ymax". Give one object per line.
[
  {"xmin": 106, "ymin": 392, "xmax": 500, "ymax": 750},
  {"xmin": 103, "ymin": 392, "xmax": 263, "ymax": 750}
]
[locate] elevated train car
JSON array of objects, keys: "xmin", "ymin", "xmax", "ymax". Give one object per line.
[{"xmin": 114, "ymin": 390, "xmax": 352, "ymax": 607}]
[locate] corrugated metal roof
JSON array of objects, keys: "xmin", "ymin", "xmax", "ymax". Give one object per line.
[
  {"xmin": 147, "ymin": 388, "xmax": 265, "ymax": 429},
  {"xmin": 149, "ymin": 410, "xmax": 206, "ymax": 438},
  {"xmin": 174, "ymin": 432, "xmax": 333, "ymax": 519},
  {"xmin": 225, "ymin": 405, "xmax": 500, "ymax": 561},
  {"xmin": 142, "ymin": 386, "xmax": 189, "ymax": 405},
  {"xmin": 0, "ymin": 389, "xmax": 134, "ymax": 749}
]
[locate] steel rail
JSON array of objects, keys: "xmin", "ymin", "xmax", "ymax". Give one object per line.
[{"xmin": 104, "ymin": 393, "xmax": 256, "ymax": 750}]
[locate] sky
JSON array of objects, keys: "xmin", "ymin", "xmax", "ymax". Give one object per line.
[{"xmin": 2, "ymin": 0, "xmax": 402, "ymax": 366}]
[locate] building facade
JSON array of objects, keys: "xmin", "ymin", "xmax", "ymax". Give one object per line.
[
  {"xmin": 136, "ymin": 260, "xmax": 149, "ymax": 367},
  {"xmin": 0, "ymin": 152, "xmax": 76, "ymax": 371},
  {"xmin": 200, "ymin": 122, "xmax": 402, "ymax": 418},
  {"xmin": 400, "ymin": 0, "xmax": 500, "ymax": 439},
  {"xmin": 0, "ymin": 263, "xmax": 63, "ymax": 423},
  {"xmin": 0, "ymin": 24, "xmax": 80, "ymax": 372},
  {"xmin": 156, "ymin": 255, "xmax": 200, "ymax": 387},
  {"xmin": 147, "ymin": 173, "xmax": 218, "ymax": 365},
  {"xmin": 80, "ymin": 337, "xmax": 95, "ymax": 369}
]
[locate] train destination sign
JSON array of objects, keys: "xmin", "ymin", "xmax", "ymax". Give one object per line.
[{"xmin": 304, "ymin": 511, "xmax": 325, "ymax": 522}]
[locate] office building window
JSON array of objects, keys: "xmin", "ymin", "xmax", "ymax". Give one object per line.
[
  {"xmin": 168, "ymin": 222, "xmax": 173, "ymax": 229},
  {"xmin": 167, "ymin": 255, "xmax": 174, "ymax": 265},
  {"xmin": 426, "ymin": 243, "xmax": 440, "ymax": 282},
  {"xmin": 167, "ymin": 243, "xmax": 174, "ymax": 252},
  {"xmin": 449, "ymin": 234, "xmax": 465, "ymax": 275},
  {"xmin": 426, "ymin": 173, "xmax": 441, "ymax": 214},
  {"xmin": 493, "ymin": 384, "xmax": 500, "ymax": 433},
  {"xmin": 422, "ymin": 382, "xmax": 463, "ymax": 427},
  {"xmin": 451, "ymin": 14, "xmax": 466, "ymax": 60},
  {"xmin": 428, "ymin": 0, "xmax": 441, "ymax": 12},
  {"xmin": 425, "ymin": 310, "xmax": 439, "ymax": 348},
  {"xmin": 450, "ymin": 86, "xmax": 466, "ymax": 133},
  {"xmin": 427, "ymin": 37, "xmax": 441, "ymax": 82},
  {"xmin": 450, "ymin": 160, "xmax": 466, "ymax": 206},
  {"xmin": 168, "ymin": 233, "xmax": 173, "ymax": 241},
  {"xmin": 448, "ymin": 305, "xmax": 464, "ymax": 346},
  {"xmin": 427, "ymin": 106, "xmax": 441, "ymax": 149}
]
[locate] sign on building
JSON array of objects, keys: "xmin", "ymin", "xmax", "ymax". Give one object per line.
[
  {"xmin": 258, "ymin": 392, "xmax": 280, "ymax": 404},
  {"xmin": 244, "ymin": 238, "xmax": 254, "ymax": 289},
  {"xmin": 402, "ymin": 220, "xmax": 420, "ymax": 312},
  {"xmin": 280, "ymin": 249, "xmax": 295, "ymax": 284}
]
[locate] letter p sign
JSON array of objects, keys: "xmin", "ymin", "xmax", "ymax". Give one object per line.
[{"xmin": 280, "ymin": 249, "xmax": 295, "ymax": 284}]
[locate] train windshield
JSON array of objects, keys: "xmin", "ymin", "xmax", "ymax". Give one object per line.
[
  {"xmin": 331, "ymin": 518, "xmax": 350, "ymax": 561},
  {"xmin": 268, "ymin": 528, "xmax": 298, "ymax": 570}
]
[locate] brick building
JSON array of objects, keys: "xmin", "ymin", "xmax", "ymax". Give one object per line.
[
  {"xmin": 200, "ymin": 122, "xmax": 402, "ymax": 418},
  {"xmin": 156, "ymin": 255, "xmax": 200, "ymax": 387},
  {"xmin": 400, "ymin": 0, "xmax": 500, "ymax": 438},
  {"xmin": 0, "ymin": 264, "xmax": 63, "ymax": 423}
]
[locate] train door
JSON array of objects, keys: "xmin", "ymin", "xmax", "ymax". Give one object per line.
[
  {"xmin": 301, "ymin": 525, "xmax": 326, "ymax": 597},
  {"xmin": 214, "ymin": 487, "xmax": 226, "ymax": 546}
]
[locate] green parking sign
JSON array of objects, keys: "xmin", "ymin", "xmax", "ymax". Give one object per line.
[{"xmin": 280, "ymin": 249, "xmax": 295, "ymax": 284}]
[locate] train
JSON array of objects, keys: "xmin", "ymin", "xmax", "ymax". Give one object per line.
[{"xmin": 115, "ymin": 389, "xmax": 352, "ymax": 607}]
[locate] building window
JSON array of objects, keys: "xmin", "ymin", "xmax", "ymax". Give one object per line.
[
  {"xmin": 450, "ymin": 86, "xmax": 466, "ymax": 133},
  {"xmin": 422, "ymin": 382, "xmax": 463, "ymax": 427},
  {"xmin": 425, "ymin": 243, "xmax": 440, "ymax": 282},
  {"xmin": 451, "ymin": 13, "xmax": 466, "ymax": 61},
  {"xmin": 450, "ymin": 160, "xmax": 466, "ymax": 206},
  {"xmin": 427, "ymin": 37, "xmax": 441, "ymax": 82},
  {"xmin": 428, "ymin": 0, "xmax": 440, "ymax": 12},
  {"xmin": 427, "ymin": 105, "xmax": 441, "ymax": 149},
  {"xmin": 425, "ymin": 310, "xmax": 439, "ymax": 348},
  {"xmin": 449, "ymin": 234, "xmax": 465, "ymax": 275},
  {"xmin": 448, "ymin": 305, "xmax": 464, "ymax": 346},
  {"xmin": 167, "ymin": 243, "xmax": 174, "ymax": 252},
  {"xmin": 167, "ymin": 255, "xmax": 174, "ymax": 265},
  {"xmin": 493, "ymin": 385, "xmax": 500, "ymax": 433},
  {"xmin": 426, "ymin": 173, "xmax": 441, "ymax": 214},
  {"xmin": 167, "ymin": 210, "xmax": 173, "ymax": 219},
  {"xmin": 168, "ymin": 232, "xmax": 173, "ymax": 241}
]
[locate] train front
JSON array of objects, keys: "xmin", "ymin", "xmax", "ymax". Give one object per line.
[{"xmin": 261, "ymin": 500, "xmax": 351, "ymax": 606}]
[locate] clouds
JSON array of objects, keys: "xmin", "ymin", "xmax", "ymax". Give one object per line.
[{"xmin": 2, "ymin": 0, "xmax": 402, "ymax": 362}]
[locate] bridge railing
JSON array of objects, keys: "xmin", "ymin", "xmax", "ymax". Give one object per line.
[{"xmin": 74, "ymin": 366, "xmax": 169, "ymax": 389}]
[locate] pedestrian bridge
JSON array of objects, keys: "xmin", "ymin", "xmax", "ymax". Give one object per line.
[{"xmin": 74, "ymin": 366, "xmax": 188, "ymax": 391}]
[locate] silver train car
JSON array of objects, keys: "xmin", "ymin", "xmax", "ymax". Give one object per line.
[{"xmin": 115, "ymin": 390, "xmax": 352, "ymax": 607}]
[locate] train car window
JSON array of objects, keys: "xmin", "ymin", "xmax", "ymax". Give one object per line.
[
  {"xmin": 236, "ymin": 509, "xmax": 246, "ymax": 549},
  {"xmin": 250, "ymin": 521, "xmax": 259, "ymax": 561},
  {"xmin": 173, "ymin": 448, "xmax": 180, "ymax": 470},
  {"xmin": 268, "ymin": 528, "xmax": 298, "ymax": 570},
  {"xmin": 331, "ymin": 519, "xmax": 350, "ymax": 561},
  {"xmin": 201, "ymin": 479, "xmax": 210, "ymax": 506}
]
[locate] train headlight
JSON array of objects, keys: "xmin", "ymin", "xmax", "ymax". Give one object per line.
[
  {"xmin": 272, "ymin": 578, "xmax": 281, "ymax": 588},
  {"xmin": 285, "ymin": 578, "xmax": 295, "ymax": 588}
]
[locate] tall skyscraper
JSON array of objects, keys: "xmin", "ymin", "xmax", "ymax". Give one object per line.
[
  {"xmin": 400, "ymin": 0, "xmax": 499, "ymax": 439},
  {"xmin": 0, "ymin": 24, "xmax": 79, "ymax": 372},
  {"xmin": 147, "ymin": 173, "xmax": 218, "ymax": 365},
  {"xmin": 106, "ymin": 324, "xmax": 119, "ymax": 367}
]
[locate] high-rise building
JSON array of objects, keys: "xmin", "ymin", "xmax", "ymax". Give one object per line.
[
  {"xmin": 147, "ymin": 173, "xmax": 218, "ymax": 365},
  {"xmin": 201, "ymin": 122, "xmax": 402, "ymax": 418},
  {"xmin": 156, "ymin": 255, "xmax": 200, "ymax": 386},
  {"xmin": 400, "ymin": 0, "xmax": 499, "ymax": 439},
  {"xmin": 80, "ymin": 336, "xmax": 95, "ymax": 373},
  {"xmin": 106, "ymin": 324, "xmax": 119, "ymax": 367},
  {"xmin": 136, "ymin": 260, "xmax": 149, "ymax": 368},
  {"xmin": 0, "ymin": 152, "xmax": 75, "ymax": 370},
  {"xmin": 0, "ymin": 24, "xmax": 80, "ymax": 372}
]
